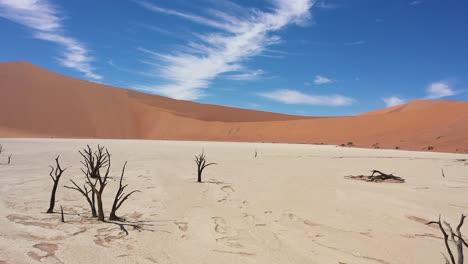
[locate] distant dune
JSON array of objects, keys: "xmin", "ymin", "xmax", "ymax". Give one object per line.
[{"xmin": 1, "ymin": 61, "xmax": 467, "ymax": 153}]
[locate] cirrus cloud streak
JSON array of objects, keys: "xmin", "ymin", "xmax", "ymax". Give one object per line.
[
  {"xmin": 258, "ymin": 89, "xmax": 354, "ymax": 106},
  {"xmin": 0, "ymin": 0, "xmax": 101, "ymax": 80},
  {"xmin": 135, "ymin": 0, "xmax": 315, "ymax": 100}
]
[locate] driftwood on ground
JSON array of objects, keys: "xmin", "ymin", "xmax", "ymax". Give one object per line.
[{"xmin": 345, "ymin": 170, "xmax": 405, "ymax": 183}]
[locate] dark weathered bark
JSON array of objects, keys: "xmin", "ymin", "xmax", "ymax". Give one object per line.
[
  {"xmin": 7, "ymin": 154, "xmax": 11, "ymax": 164},
  {"xmin": 427, "ymin": 214, "xmax": 467, "ymax": 264},
  {"xmin": 195, "ymin": 151, "xmax": 216, "ymax": 183},
  {"xmin": 109, "ymin": 162, "xmax": 140, "ymax": 221},
  {"xmin": 60, "ymin": 206, "xmax": 65, "ymax": 223},
  {"xmin": 47, "ymin": 156, "xmax": 66, "ymax": 214},
  {"xmin": 96, "ymin": 192, "xmax": 105, "ymax": 221}
]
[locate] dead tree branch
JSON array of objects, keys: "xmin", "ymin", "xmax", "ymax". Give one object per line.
[
  {"xmin": 345, "ymin": 170, "xmax": 405, "ymax": 183},
  {"xmin": 195, "ymin": 151, "xmax": 216, "ymax": 183},
  {"xmin": 427, "ymin": 214, "xmax": 467, "ymax": 264},
  {"xmin": 46, "ymin": 156, "xmax": 66, "ymax": 213},
  {"xmin": 109, "ymin": 161, "xmax": 140, "ymax": 221},
  {"xmin": 64, "ymin": 179, "xmax": 97, "ymax": 217}
]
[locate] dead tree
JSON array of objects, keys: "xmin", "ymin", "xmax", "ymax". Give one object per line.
[
  {"xmin": 427, "ymin": 214, "xmax": 467, "ymax": 264},
  {"xmin": 0, "ymin": 144, "xmax": 3, "ymax": 155},
  {"xmin": 195, "ymin": 151, "xmax": 216, "ymax": 183},
  {"xmin": 109, "ymin": 162, "xmax": 140, "ymax": 221},
  {"xmin": 64, "ymin": 179, "xmax": 97, "ymax": 217},
  {"xmin": 79, "ymin": 145, "xmax": 111, "ymax": 221},
  {"xmin": 47, "ymin": 156, "xmax": 66, "ymax": 213},
  {"xmin": 7, "ymin": 154, "xmax": 11, "ymax": 164}
]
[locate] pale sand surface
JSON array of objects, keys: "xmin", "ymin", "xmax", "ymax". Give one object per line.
[{"xmin": 0, "ymin": 138, "xmax": 467, "ymax": 263}]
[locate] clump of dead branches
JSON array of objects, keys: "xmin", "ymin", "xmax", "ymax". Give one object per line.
[
  {"xmin": 427, "ymin": 214, "xmax": 467, "ymax": 264},
  {"xmin": 345, "ymin": 170, "xmax": 405, "ymax": 183},
  {"xmin": 79, "ymin": 145, "xmax": 111, "ymax": 221},
  {"xmin": 64, "ymin": 145, "xmax": 140, "ymax": 222}
]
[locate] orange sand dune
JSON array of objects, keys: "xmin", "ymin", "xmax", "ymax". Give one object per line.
[{"xmin": 1, "ymin": 62, "xmax": 467, "ymax": 153}]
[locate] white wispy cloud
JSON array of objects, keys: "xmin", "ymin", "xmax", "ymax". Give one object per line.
[
  {"xmin": 258, "ymin": 89, "xmax": 354, "ymax": 106},
  {"xmin": 345, "ymin": 40, "xmax": 366, "ymax": 46},
  {"xmin": 383, "ymin": 96, "xmax": 405, "ymax": 107},
  {"xmin": 0, "ymin": 0, "xmax": 101, "ymax": 80},
  {"xmin": 315, "ymin": 1, "xmax": 340, "ymax": 9},
  {"xmin": 409, "ymin": 0, "xmax": 424, "ymax": 6},
  {"xmin": 135, "ymin": 0, "xmax": 314, "ymax": 100},
  {"xmin": 135, "ymin": 0, "xmax": 239, "ymax": 33},
  {"xmin": 314, "ymin": 75, "xmax": 334, "ymax": 85},
  {"xmin": 425, "ymin": 82, "xmax": 460, "ymax": 99},
  {"xmin": 225, "ymin": 70, "xmax": 266, "ymax": 81}
]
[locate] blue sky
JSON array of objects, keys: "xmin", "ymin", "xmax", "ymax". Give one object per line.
[{"xmin": 1, "ymin": 0, "xmax": 467, "ymax": 116}]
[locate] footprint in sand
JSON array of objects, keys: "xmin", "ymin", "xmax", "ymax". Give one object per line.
[
  {"xmin": 27, "ymin": 243, "xmax": 60, "ymax": 263},
  {"xmin": 216, "ymin": 236, "xmax": 244, "ymax": 249},
  {"xmin": 221, "ymin": 185, "xmax": 235, "ymax": 193},
  {"xmin": 239, "ymin": 201, "xmax": 248, "ymax": 209},
  {"xmin": 242, "ymin": 213, "xmax": 256, "ymax": 221},
  {"xmin": 212, "ymin": 217, "xmax": 228, "ymax": 234},
  {"xmin": 175, "ymin": 221, "xmax": 188, "ymax": 232}
]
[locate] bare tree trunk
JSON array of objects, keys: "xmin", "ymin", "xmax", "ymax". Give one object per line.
[
  {"xmin": 197, "ymin": 170, "xmax": 202, "ymax": 183},
  {"xmin": 47, "ymin": 181, "xmax": 59, "ymax": 213},
  {"xmin": 47, "ymin": 156, "xmax": 66, "ymax": 214},
  {"xmin": 96, "ymin": 192, "xmax": 105, "ymax": 222},
  {"xmin": 91, "ymin": 190, "xmax": 97, "ymax": 217}
]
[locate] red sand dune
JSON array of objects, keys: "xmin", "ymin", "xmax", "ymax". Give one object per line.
[{"xmin": 1, "ymin": 61, "xmax": 468, "ymax": 153}]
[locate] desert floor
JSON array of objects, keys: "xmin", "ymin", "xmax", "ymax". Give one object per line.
[{"xmin": 0, "ymin": 139, "xmax": 467, "ymax": 264}]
